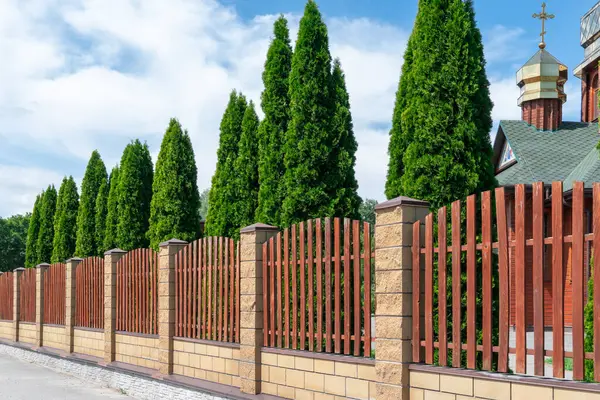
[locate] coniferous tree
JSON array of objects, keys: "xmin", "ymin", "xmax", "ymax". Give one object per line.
[
  {"xmin": 95, "ymin": 178, "xmax": 109, "ymax": 254},
  {"xmin": 25, "ymin": 193, "xmax": 43, "ymax": 268},
  {"xmin": 103, "ymin": 166, "xmax": 120, "ymax": 251},
  {"xmin": 36, "ymin": 185, "xmax": 57, "ymax": 263},
  {"xmin": 51, "ymin": 177, "xmax": 79, "ymax": 263},
  {"xmin": 75, "ymin": 151, "xmax": 107, "ymax": 257},
  {"xmin": 117, "ymin": 140, "xmax": 153, "ymax": 251},
  {"xmin": 234, "ymin": 101, "xmax": 260, "ymax": 236},
  {"xmin": 329, "ymin": 59, "xmax": 361, "ymax": 219},
  {"xmin": 281, "ymin": 0, "xmax": 336, "ymax": 226},
  {"xmin": 0, "ymin": 214, "xmax": 30, "ymax": 272},
  {"xmin": 205, "ymin": 91, "xmax": 247, "ymax": 238},
  {"xmin": 148, "ymin": 119, "xmax": 201, "ymax": 249},
  {"xmin": 385, "ymin": 0, "xmax": 496, "ymax": 209},
  {"xmin": 256, "ymin": 15, "xmax": 293, "ymax": 226}
]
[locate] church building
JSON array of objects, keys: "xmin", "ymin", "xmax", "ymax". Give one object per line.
[{"xmin": 492, "ymin": 2, "xmax": 600, "ymax": 327}]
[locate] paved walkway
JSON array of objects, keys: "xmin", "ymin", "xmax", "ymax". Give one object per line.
[{"xmin": 0, "ymin": 353, "xmax": 128, "ymax": 400}]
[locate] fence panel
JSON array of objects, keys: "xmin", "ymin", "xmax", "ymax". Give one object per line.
[
  {"xmin": 0, "ymin": 272, "xmax": 13, "ymax": 320},
  {"xmin": 75, "ymin": 257, "xmax": 104, "ymax": 329},
  {"xmin": 19, "ymin": 268, "xmax": 36, "ymax": 323},
  {"xmin": 43, "ymin": 263, "xmax": 66, "ymax": 325},
  {"xmin": 175, "ymin": 238, "xmax": 239, "ymax": 343},
  {"xmin": 412, "ymin": 180, "xmax": 600, "ymax": 382},
  {"xmin": 263, "ymin": 217, "xmax": 373, "ymax": 357},
  {"xmin": 116, "ymin": 249, "xmax": 159, "ymax": 335}
]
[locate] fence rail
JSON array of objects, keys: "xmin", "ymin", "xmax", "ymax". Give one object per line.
[
  {"xmin": 263, "ymin": 217, "xmax": 372, "ymax": 357},
  {"xmin": 175, "ymin": 237, "xmax": 240, "ymax": 343},
  {"xmin": 19, "ymin": 268, "xmax": 36, "ymax": 323},
  {"xmin": 76, "ymin": 257, "xmax": 104, "ymax": 329},
  {"xmin": 412, "ymin": 181, "xmax": 600, "ymax": 381},
  {"xmin": 0, "ymin": 272, "xmax": 13, "ymax": 320},
  {"xmin": 43, "ymin": 263, "xmax": 65, "ymax": 325},
  {"xmin": 116, "ymin": 249, "xmax": 159, "ymax": 335}
]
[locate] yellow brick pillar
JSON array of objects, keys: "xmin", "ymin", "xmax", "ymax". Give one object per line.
[
  {"xmin": 35, "ymin": 263, "xmax": 50, "ymax": 348},
  {"xmin": 374, "ymin": 197, "xmax": 429, "ymax": 400},
  {"xmin": 12, "ymin": 268, "xmax": 25, "ymax": 342},
  {"xmin": 239, "ymin": 223, "xmax": 278, "ymax": 395},
  {"xmin": 157, "ymin": 239, "xmax": 187, "ymax": 376},
  {"xmin": 65, "ymin": 258, "xmax": 82, "ymax": 353},
  {"xmin": 103, "ymin": 249, "xmax": 126, "ymax": 364}
]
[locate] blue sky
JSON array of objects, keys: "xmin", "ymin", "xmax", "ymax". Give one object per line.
[{"xmin": 0, "ymin": 0, "xmax": 597, "ymax": 217}]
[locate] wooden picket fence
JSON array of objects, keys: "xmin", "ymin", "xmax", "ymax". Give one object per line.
[
  {"xmin": 175, "ymin": 237, "xmax": 240, "ymax": 343},
  {"xmin": 19, "ymin": 268, "xmax": 36, "ymax": 323},
  {"xmin": 116, "ymin": 249, "xmax": 159, "ymax": 335},
  {"xmin": 75, "ymin": 257, "xmax": 104, "ymax": 329},
  {"xmin": 412, "ymin": 181, "xmax": 600, "ymax": 381},
  {"xmin": 262, "ymin": 218, "xmax": 373, "ymax": 357},
  {"xmin": 43, "ymin": 263, "xmax": 66, "ymax": 325},
  {"xmin": 0, "ymin": 272, "xmax": 13, "ymax": 320}
]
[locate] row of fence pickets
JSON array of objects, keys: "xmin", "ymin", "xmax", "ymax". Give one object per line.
[{"xmin": 413, "ymin": 181, "xmax": 600, "ymax": 382}]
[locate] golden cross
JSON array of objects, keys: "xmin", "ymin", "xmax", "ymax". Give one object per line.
[{"xmin": 532, "ymin": 2, "xmax": 555, "ymax": 49}]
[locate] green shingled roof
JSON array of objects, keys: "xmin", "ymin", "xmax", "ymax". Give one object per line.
[{"xmin": 495, "ymin": 120, "xmax": 600, "ymax": 189}]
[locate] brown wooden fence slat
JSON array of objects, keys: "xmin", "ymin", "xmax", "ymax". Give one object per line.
[
  {"xmin": 572, "ymin": 181, "xmax": 585, "ymax": 381},
  {"xmin": 515, "ymin": 184, "xmax": 526, "ymax": 374},
  {"xmin": 482, "ymin": 191, "xmax": 492, "ymax": 371},
  {"xmin": 277, "ymin": 232, "xmax": 283, "ymax": 348},
  {"xmin": 438, "ymin": 207, "xmax": 447, "ymax": 367},
  {"xmin": 451, "ymin": 200, "xmax": 461, "ymax": 368},
  {"xmin": 325, "ymin": 218, "xmax": 332, "ymax": 353},
  {"xmin": 552, "ymin": 181, "xmax": 565, "ymax": 378},
  {"xmin": 263, "ymin": 241, "xmax": 269, "ymax": 346},
  {"xmin": 236, "ymin": 240, "xmax": 241, "ymax": 343},
  {"xmin": 352, "ymin": 220, "xmax": 360, "ymax": 356},
  {"xmin": 300, "ymin": 222, "xmax": 307, "ymax": 351},
  {"xmin": 284, "ymin": 228, "xmax": 290, "ymax": 349},
  {"xmin": 425, "ymin": 213, "xmax": 434, "ymax": 364},
  {"xmin": 594, "ymin": 183, "xmax": 600, "ymax": 382},
  {"xmin": 334, "ymin": 218, "xmax": 341, "ymax": 354},
  {"xmin": 292, "ymin": 224, "xmax": 298, "ymax": 350},
  {"xmin": 308, "ymin": 220, "xmax": 314, "ymax": 352},
  {"xmin": 363, "ymin": 222, "xmax": 371, "ymax": 358},
  {"xmin": 412, "ymin": 221, "xmax": 421, "ymax": 363},
  {"xmin": 532, "ymin": 182, "xmax": 545, "ymax": 376},
  {"xmin": 495, "ymin": 187, "xmax": 510, "ymax": 373},
  {"xmin": 343, "ymin": 218, "xmax": 351, "ymax": 355},
  {"xmin": 270, "ymin": 237, "xmax": 276, "ymax": 347},
  {"xmin": 223, "ymin": 239, "xmax": 229, "ymax": 341},
  {"xmin": 194, "ymin": 240, "xmax": 198, "ymax": 338},
  {"xmin": 316, "ymin": 220, "xmax": 323, "ymax": 353},
  {"xmin": 203, "ymin": 237, "xmax": 208, "ymax": 340},
  {"xmin": 467, "ymin": 195, "xmax": 476, "ymax": 369}
]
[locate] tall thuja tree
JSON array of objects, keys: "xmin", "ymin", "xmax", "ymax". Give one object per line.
[
  {"xmin": 25, "ymin": 193, "xmax": 43, "ymax": 267},
  {"xmin": 75, "ymin": 151, "xmax": 107, "ymax": 257},
  {"xmin": 148, "ymin": 119, "xmax": 201, "ymax": 249},
  {"xmin": 103, "ymin": 166, "xmax": 120, "ymax": 251},
  {"xmin": 94, "ymin": 178, "xmax": 109, "ymax": 254},
  {"xmin": 52, "ymin": 177, "xmax": 79, "ymax": 263},
  {"xmin": 233, "ymin": 101, "xmax": 260, "ymax": 236},
  {"xmin": 256, "ymin": 15, "xmax": 293, "ymax": 226},
  {"xmin": 328, "ymin": 59, "xmax": 360, "ymax": 219},
  {"xmin": 117, "ymin": 140, "xmax": 153, "ymax": 250},
  {"xmin": 281, "ymin": 0, "xmax": 336, "ymax": 226},
  {"xmin": 205, "ymin": 91, "xmax": 247, "ymax": 238},
  {"xmin": 36, "ymin": 185, "xmax": 57, "ymax": 263}
]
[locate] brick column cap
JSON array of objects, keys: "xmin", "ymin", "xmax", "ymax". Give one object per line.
[
  {"xmin": 159, "ymin": 238, "xmax": 188, "ymax": 248},
  {"xmin": 66, "ymin": 257, "xmax": 84, "ymax": 263},
  {"xmin": 104, "ymin": 248, "xmax": 127, "ymax": 255},
  {"xmin": 13, "ymin": 267, "xmax": 25, "ymax": 272},
  {"xmin": 35, "ymin": 263, "xmax": 50, "ymax": 269},
  {"xmin": 240, "ymin": 223, "xmax": 278, "ymax": 233},
  {"xmin": 375, "ymin": 196, "xmax": 429, "ymax": 211}
]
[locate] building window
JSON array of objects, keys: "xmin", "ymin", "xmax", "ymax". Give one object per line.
[{"xmin": 499, "ymin": 142, "xmax": 515, "ymax": 168}]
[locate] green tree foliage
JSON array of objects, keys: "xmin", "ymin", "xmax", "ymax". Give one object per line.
[
  {"xmin": 281, "ymin": 0, "xmax": 336, "ymax": 226},
  {"xmin": 117, "ymin": 140, "xmax": 153, "ymax": 251},
  {"xmin": 359, "ymin": 198, "xmax": 378, "ymax": 227},
  {"xmin": 75, "ymin": 151, "xmax": 108, "ymax": 257},
  {"xmin": 103, "ymin": 166, "xmax": 120, "ymax": 251},
  {"xmin": 234, "ymin": 101, "xmax": 260, "ymax": 236},
  {"xmin": 148, "ymin": 119, "xmax": 201, "ymax": 249},
  {"xmin": 199, "ymin": 188, "xmax": 210, "ymax": 221},
  {"xmin": 205, "ymin": 91, "xmax": 247, "ymax": 238},
  {"xmin": 51, "ymin": 177, "xmax": 79, "ymax": 263},
  {"xmin": 95, "ymin": 178, "xmax": 109, "ymax": 254},
  {"xmin": 256, "ymin": 15, "xmax": 293, "ymax": 226},
  {"xmin": 36, "ymin": 185, "xmax": 57, "ymax": 263},
  {"xmin": 25, "ymin": 193, "xmax": 42, "ymax": 268},
  {"xmin": 329, "ymin": 59, "xmax": 361, "ymax": 219},
  {"xmin": 585, "ymin": 260, "xmax": 595, "ymax": 382},
  {"xmin": 385, "ymin": 0, "xmax": 496, "ymax": 209},
  {"xmin": 0, "ymin": 214, "xmax": 30, "ymax": 272}
]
